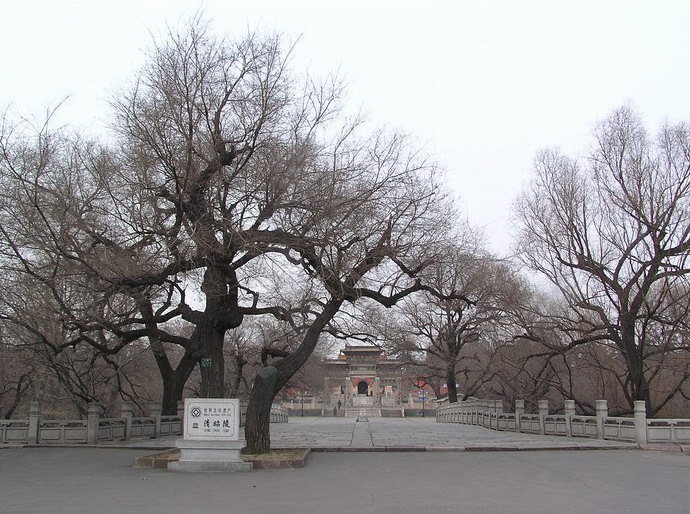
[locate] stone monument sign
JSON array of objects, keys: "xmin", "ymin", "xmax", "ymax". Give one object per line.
[{"xmin": 169, "ymin": 398, "xmax": 251, "ymax": 473}]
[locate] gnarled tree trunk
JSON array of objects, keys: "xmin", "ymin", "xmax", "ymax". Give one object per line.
[
  {"xmin": 244, "ymin": 366, "xmax": 278, "ymax": 454},
  {"xmin": 245, "ymin": 299, "xmax": 342, "ymax": 454},
  {"xmin": 159, "ymin": 355, "xmax": 197, "ymax": 415},
  {"xmin": 446, "ymin": 362, "xmax": 459, "ymax": 403}
]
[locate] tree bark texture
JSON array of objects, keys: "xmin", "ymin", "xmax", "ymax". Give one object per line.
[
  {"xmin": 244, "ymin": 366, "xmax": 278, "ymax": 454},
  {"xmin": 195, "ymin": 265, "xmax": 244, "ymax": 398},
  {"xmin": 446, "ymin": 363, "xmax": 458, "ymax": 403}
]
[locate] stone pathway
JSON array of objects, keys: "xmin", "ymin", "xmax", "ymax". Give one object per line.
[
  {"xmin": 265, "ymin": 417, "xmax": 636, "ymax": 451},
  {"xmin": 103, "ymin": 416, "xmax": 638, "ymax": 451}
]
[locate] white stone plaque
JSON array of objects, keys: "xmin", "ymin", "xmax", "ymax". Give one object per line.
[{"xmin": 184, "ymin": 398, "xmax": 240, "ymax": 441}]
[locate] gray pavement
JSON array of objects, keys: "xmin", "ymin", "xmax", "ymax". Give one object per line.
[
  {"xmin": 113, "ymin": 417, "xmax": 638, "ymax": 451},
  {"xmin": 267, "ymin": 417, "xmax": 637, "ymax": 450},
  {"xmin": 2, "ymin": 446, "xmax": 690, "ymax": 514}
]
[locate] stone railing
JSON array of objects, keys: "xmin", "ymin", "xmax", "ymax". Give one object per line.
[
  {"xmin": 236, "ymin": 401, "xmax": 288, "ymax": 425},
  {"xmin": 0, "ymin": 401, "xmax": 183, "ymax": 445},
  {"xmin": 1, "ymin": 399, "xmax": 288, "ymax": 445},
  {"xmin": 280, "ymin": 398, "xmax": 324, "ymax": 410},
  {"xmin": 269, "ymin": 406, "xmax": 289, "ymax": 423},
  {"xmin": 436, "ymin": 398, "xmax": 690, "ymax": 445}
]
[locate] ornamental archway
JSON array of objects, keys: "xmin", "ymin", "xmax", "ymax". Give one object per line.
[{"xmin": 357, "ymin": 380, "xmax": 369, "ymax": 395}]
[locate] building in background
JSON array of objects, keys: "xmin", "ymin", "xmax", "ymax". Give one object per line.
[{"xmin": 322, "ymin": 345, "xmax": 408, "ymax": 415}]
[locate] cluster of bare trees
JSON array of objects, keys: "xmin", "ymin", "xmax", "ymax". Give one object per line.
[
  {"xmin": 512, "ymin": 106, "xmax": 690, "ymax": 416},
  {"xmin": 2, "ymin": 16, "xmax": 690, "ymax": 452},
  {"xmin": 367, "ymin": 106, "xmax": 690, "ymax": 418}
]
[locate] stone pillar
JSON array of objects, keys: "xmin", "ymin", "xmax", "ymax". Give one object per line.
[
  {"xmin": 595, "ymin": 399, "xmax": 608, "ymax": 440},
  {"xmin": 177, "ymin": 400, "xmax": 185, "ymax": 436},
  {"xmin": 634, "ymin": 400, "xmax": 647, "ymax": 445},
  {"xmin": 515, "ymin": 400, "xmax": 525, "ymax": 433},
  {"xmin": 121, "ymin": 401, "xmax": 133, "ymax": 440},
  {"xmin": 150, "ymin": 403, "xmax": 162, "ymax": 438},
  {"xmin": 564, "ymin": 400, "xmax": 576, "ymax": 437},
  {"xmin": 538, "ymin": 399, "xmax": 549, "ymax": 435},
  {"xmin": 538, "ymin": 399, "xmax": 549, "ymax": 416},
  {"xmin": 28, "ymin": 400, "xmax": 41, "ymax": 445},
  {"xmin": 86, "ymin": 402, "xmax": 101, "ymax": 445},
  {"xmin": 564, "ymin": 399, "xmax": 576, "ymax": 415}
]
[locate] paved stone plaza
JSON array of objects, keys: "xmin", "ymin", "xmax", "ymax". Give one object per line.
[
  {"xmin": 115, "ymin": 417, "xmax": 638, "ymax": 451},
  {"xmin": 266, "ymin": 417, "xmax": 637, "ymax": 450}
]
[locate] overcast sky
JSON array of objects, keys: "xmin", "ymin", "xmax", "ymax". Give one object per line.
[{"xmin": 2, "ymin": 0, "xmax": 689, "ymax": 255}]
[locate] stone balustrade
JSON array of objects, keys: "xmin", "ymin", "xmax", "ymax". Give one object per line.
[
  {"xmin": 437, "ymin": 398, "xmax": 690, "ymax": 445},
  {"xmin": 1, "ymin": 399, "xmax": 289, "ymax": 445},
  {"xmin": 270, "ymin": 408, "xmax": 289, "ymax": 423}
]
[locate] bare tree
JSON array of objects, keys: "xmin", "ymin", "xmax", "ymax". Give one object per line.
[
  {"xmin": 0, "ymin": 273, "xmax": 156, "ymax": 416},
  {"xmin": 380, "ymin": 244, "xmax": 523, "ymax": 403},
  {"xmin": 242, "ymin": 126, "xmax": 462, "ymax": 452},
  {"xmin": 0, "ymin": 20, "xmax": 353, "ymax": 412},
  {"xmin": 0, "ymin": 334, "xmax": 33, "ymax": 419},
  {"xmin": 515, "ymin": 105, "xmax": 690, "ymax": 415}
]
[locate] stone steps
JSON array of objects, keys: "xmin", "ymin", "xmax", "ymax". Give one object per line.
[{"xmin": 345, "ymin": 408, "xmax": 382, "ymax": 418}]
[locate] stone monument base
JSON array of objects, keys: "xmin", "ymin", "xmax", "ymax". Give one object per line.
[{"xmin": 168, "ymin": 439, "xmax": 252, "ymax": 473}]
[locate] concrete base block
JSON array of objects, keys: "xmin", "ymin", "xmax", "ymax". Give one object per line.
[
  {"xmin": 168, "ymin": 460, "xmax": 252, "ymax": 472},
  {"xmin": 168, "ymin": 438, "xmax": 252, "ymax": 473}
]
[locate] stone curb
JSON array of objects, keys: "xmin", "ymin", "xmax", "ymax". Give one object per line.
[
  {"xmin": 310, "ymin": 444, "xmax": 639, "ymax": 453},
  {"xmin": 1, "ymin": 443, "xmax": 174, "ymax": 451},
  {"xmin": 2, "ymin": 438, "xmax": 657, "ymax": 453},
  {"xmin": 246, "ymin": 448, "xmax": 311, "ymax": 469},
  {"xmin": 133, "ymin": 448, "xmax": 312, "ymax": 470},
  {"xmin": 134, "ymin": 448, "xmax": 180, "ymax": 468},
  {"xmin": 640, "ymin": 444, "xmax": 690, "ymax": 453}
]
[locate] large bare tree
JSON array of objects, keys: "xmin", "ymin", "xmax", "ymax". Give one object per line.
[
  {"xmin": 385, "ymin": 247, "xmax": 521, "ymax": 403},
  {"xmin": 0, "ymin": 17, "xmax": 464, "ymax": 451},
  {"xmin": 515, "ymin": 105, "xmax": 690, "ymax": 415}
]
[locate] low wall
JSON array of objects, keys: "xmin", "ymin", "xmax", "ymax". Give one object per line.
[
  {"xmin": 286, "ymin": 408, "xmax": 323, "ymax": 417},
  {"xmin": 436, "ymin": 398, "xmax": 689, "ymax": 445},
  {"xmin": 1, "ymin": 400, "xmax": 288, "ymax": 445},
  {"xmin": 402, "ymin": 409, "xmax": 432, "ymax": 418}
]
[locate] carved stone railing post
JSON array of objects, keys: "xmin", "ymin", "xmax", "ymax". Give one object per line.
[
  {"xmin": 564, "ymin": 400, "xmax": 576, "ymax": 437},
  {"xmin": 177, "ymin": 400, "xmax": 185, "ymax": 436},
  {"xmin": 515, "ymin": 400, "xmax": 525, "ymax": 433},
  {"xmin": 121, "ymin": 402, "xmax": 133, "ymax": 440},
  {"xmin": 86, "ymin": 402, "xmax": 101, "ymax": 445},
  {"xmin": 28, "ymin": 400, "xmax": 41, "ymax": 445},
  {"xmin": 538, "ymin": 399, "xmax": 549, "ymax": 435},
  {"xmin": 595, "ymin": 399, "xmax": 608, "ymax": 439},
  {"xmin": 150, "ymin": 403, "xmax": 162, "ymax": 438},
  {"xmin": 634, "ymin": 401, "xmax": 647, "ymax": 445}
]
